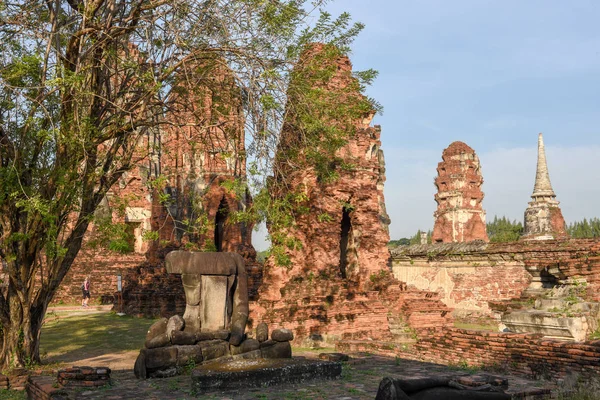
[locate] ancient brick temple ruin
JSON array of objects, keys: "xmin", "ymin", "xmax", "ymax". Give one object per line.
[
  {"xmin": 386, "ymin": 238, "xmax": 600, "ymax": 380},
  {"xmin": 432, "ymin": 141, "xmax": 488, "ymax": 243},
  {"xmin": 250, "ymin": 44, "xmax": 451, "ymax": 346},
  {"xmin": 52, "ymin": 56, "xmax": 261, "ymax": 309},
  {"xmin": 149, "ymin": 56, "xmax": 254, "ymax": 257},
  {"xmin": 522, "ymin": 133, "xmax": 567, "ymax": 240}
]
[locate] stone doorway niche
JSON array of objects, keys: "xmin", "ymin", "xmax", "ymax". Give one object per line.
[
  {"xmin": 214, "ymin": 197, "xmax": 229, "ymax": 252},
  {"xmin": 339, "ymin": 206, "xmax": 353, "ymax": 279},
  {"xmin": 125, "ymin": 222, "xmax": 141, "ymax": 253},
  {"xmin": 539, "ymin": 268, "xmax": 560, "ymax": 289}
]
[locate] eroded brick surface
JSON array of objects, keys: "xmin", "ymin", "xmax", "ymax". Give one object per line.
[
  {"xmin": 392, "ymin": 239, "xmax": 600, "ymax": 318},
  {"xmin": 432, "ymin": 141, "xmax": 488, "ymax": 243},
  {"xmin": 251, "ymin": 45, "xmax": 451, "ymax": 345}
]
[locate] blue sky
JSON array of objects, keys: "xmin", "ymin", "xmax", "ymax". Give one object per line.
[{"xmin": 254, "ymin": 0, "xmax": 600, "ymax": 249}]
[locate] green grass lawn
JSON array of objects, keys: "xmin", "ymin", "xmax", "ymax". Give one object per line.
[
  {"xmin": 40, "ymin": 312, "xmax": 157, "ymax": 364},
  {"xmin": 0, "ymin": 389, "xmax": 26, "ymax": 400}
]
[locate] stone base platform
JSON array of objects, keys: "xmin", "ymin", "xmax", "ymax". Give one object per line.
[{"xmin": 191, "ymin": 358, "xmax": 342, "ymax": 393}]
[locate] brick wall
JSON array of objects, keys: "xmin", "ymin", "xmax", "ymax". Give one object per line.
[
  {"xmin": 120, "ymin": 264, "xmax": 186, "ymax": 318},
  {"xmin": 392, "ymin": 239, "xmax": 600, "ymax": 318},
  {"xmin": 52, "ymin": 249, "xmax": 146, "ymax": 305},
  {"xmin": 337, "ymin": 327, "xmax": 600, "ymax": 381},
  {"xmin": 251, "ymin": 268, "xmax": 452, "ymax": 347}
]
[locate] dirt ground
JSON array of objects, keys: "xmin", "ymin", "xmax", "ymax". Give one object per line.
[{"xmin": 32, "ymin": 308, "xmax": 561, "ymax": 399}]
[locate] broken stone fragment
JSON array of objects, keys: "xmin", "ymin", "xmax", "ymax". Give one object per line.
[
  {"xmin": 229, "ymin": 330, "xmax": 244, "ymax": 346},
  {"xmin": 166, "ymin": 315, "xmax": 185, "ymax": 339},
  {"xmin": 375, "ymin": 377, "xmax": 411, "ymax": 400},
  {"xmin": 195, "ymin": 330, "xmax": 230, "ymax": 342},
  {"xmin": 260, "ymin": 340, "xmax": 292, "ymax": 359},
  {"xmin": 230, "ymin": 338, "xmax": 260, "ymax": 355},
  {"xmin": 145, "ymin": 318, "xmax": 168, "ymax": 348},
  {"xmin": 199, "ymin": 340, "xmax": 230, "ymax": 361},
  {"xmin": 175, "ymin": 345, "xmax": 203, "ymax": 366},
  {"xmin": 271, "ymin": 328, "xmax": 293, "ymax": 342},
  {"xmin": 145, "ymin": 334, "xmax": 170, "ymax": 349},
  {"xmin": 256, "ymin": 322, "xmax": 269, "ymax": 343},
  {"xmin": 171, "ymin": 330, "xmax": 197, "ymax": 346},
  {"xmin": 144, "ymin": 346, "xmax": 178, "ymax": 370},
  {"xmin": 133, "ymin": 350, "xmax": 147, "ymax": 379}
]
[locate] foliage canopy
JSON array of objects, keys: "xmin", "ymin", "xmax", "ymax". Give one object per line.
[{"xmin": 0, "ymin": 0, "xmax": 376, "ymax": 368}]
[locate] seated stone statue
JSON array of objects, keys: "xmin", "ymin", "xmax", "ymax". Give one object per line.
[
  {"xmin": 165, "ymin": 251, "xmax": 248, "ymax": 346},
  {"xmin": 134, "ymin": 251, "xmax": 294, "ymax": 379}
]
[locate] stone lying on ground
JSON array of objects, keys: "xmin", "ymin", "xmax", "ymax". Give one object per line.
[
  {"xmin": 151, "ymin": 368, "xmax": 178, "ymax": 379},
  {"xmin": 166, "ymin": 315, "xmax": 185, "ymax": 339},
  {"xmin": 271, "ymin": 328, "xmax": 293, "ymax": 342},
  {"xmin": 8, "ymin": 368, "xmax": 29, "ymax": 391},
  {"xmin": 375, "ymin": 376, "xmax": 511, "ymax": 400},
  {"xmin": 256, "ymin": 322, "xmax": 269, "ymax": 342},
  {"xmin": 191, "ymin": 358, "xmax": 342, "ymax": 393}
]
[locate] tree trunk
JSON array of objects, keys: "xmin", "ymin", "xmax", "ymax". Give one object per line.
[{"xmin": 0, "ymin": 287, "xmax": 46, "ymax": 369}]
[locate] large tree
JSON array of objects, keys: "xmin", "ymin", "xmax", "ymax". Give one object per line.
[{"xmin": 0, "ymin": 0, "xmax": 370, "ymax": 368}]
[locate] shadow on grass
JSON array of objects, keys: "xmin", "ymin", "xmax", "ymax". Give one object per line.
[{"xmin": 40, "ymin": 312, "xmax": 157, "ymax": 364}]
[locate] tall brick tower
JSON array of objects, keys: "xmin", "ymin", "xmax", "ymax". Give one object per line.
[
  {"xmin": 432, "ymin": 141, "xmax": 488, "ymax": 243},
  {"xmin": 522, "ymin": 133, "xmax": 567, "ymax": 240},
  {"xmin": 250, "ymin": 44, "xmax": 451, "ymax": 347}
]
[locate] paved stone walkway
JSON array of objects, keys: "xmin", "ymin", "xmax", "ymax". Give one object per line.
[{"xmin": 60, "ymin": 353, "xmax": 554, "ymax": 399}]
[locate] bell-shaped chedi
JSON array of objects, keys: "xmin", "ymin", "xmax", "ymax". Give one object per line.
[
  {"xmin": 432, "ymin": 142, "xmax": 488, "ymax": 243},
  {"xmin": 251, "ymin": 44, "xmax": 451, "ymax": 346},
  {"xmin": 522, "ymin": 133, "xmax": 567, "ymax": 240}
]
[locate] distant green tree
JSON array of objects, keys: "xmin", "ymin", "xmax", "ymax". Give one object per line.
[
  {"xmin": 567, "ymin": 218, "xmax": 600, "ymax": 238},
  {"xmin": 0, "ymin": 0, "xmax": 367, "ymax": 369},
  {"xmin": 388, "ymin": 238, "xmax": 410, "ymax": 248},
  {"xmin": 256, "ymin": 250, "xmax": 269, "ymax": 264},
  {"xmin": 409, "ymin": 230, "xmax": 432, "ymax": 245},
  {"xmin": 487, "ymin": 216, "xmax": 523, "ymax": 243}
]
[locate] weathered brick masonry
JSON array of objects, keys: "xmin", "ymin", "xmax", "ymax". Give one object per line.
[
  {"xmin": 338, "ymin": 328, "xmax": 600, "ymax": 381},
  {"xmin": 53, "ymin": 250, "xmax": 146, "ymax": 304},
  {"xmin": 251, "ymin": 44, "xmax": 452, "ymax": 345},
  {"xmin": 432, "ymin": 141, "xmax": 488, "ymax": 243},
  {"xmin": 391, "ymin": 239, "xmax": 600, "ymax": 319}
]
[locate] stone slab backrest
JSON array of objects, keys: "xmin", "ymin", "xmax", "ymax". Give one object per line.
[{"xmin": 165, "ymin": 251, "xmax": 248, "ymax": 345}]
